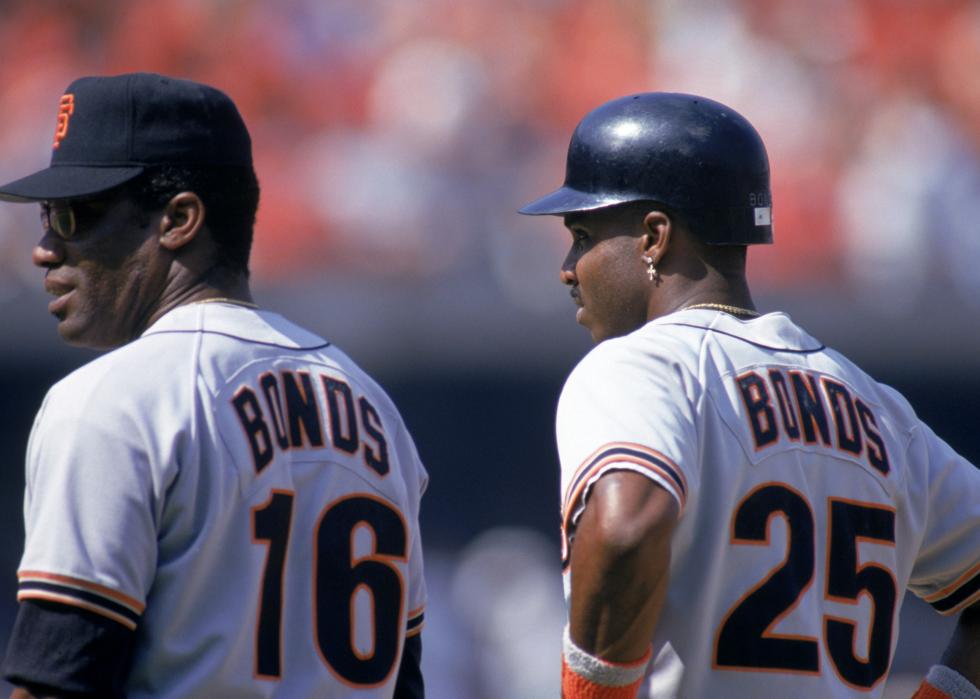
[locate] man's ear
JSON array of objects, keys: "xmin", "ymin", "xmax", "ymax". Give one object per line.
[
  {"xmin": 640, "ymin": 210, "xmax": 672, "ymax": 266},
  {"xmin": 158, "ymin": 192, "xmax": 205, "ymax": 251}
]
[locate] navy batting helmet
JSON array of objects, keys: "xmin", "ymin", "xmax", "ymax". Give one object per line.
[{"xmin": 519, "ymin": 92, "xmax": 773, "ymax": 245}]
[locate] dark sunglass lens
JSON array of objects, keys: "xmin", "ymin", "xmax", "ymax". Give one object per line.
[{"xmin": 48, "ymin": 204, "xmax": 75, "ymax": 238}]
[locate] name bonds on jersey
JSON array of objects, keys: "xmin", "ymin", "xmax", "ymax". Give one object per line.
[
  {"xmin": 232, "ymin": 369, "xmax": 390, "ymax": 476},
  {"xmin": 736, "ymin": 367, "xmax": 890, "ymax": 474}
]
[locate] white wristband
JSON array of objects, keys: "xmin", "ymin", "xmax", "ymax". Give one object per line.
[
  {"xmin": 562, "ymin": 626, "xmax": 650, "ymax": 687},
  {"xmin": 926, "ymin": 665, "xmax": 980, "ymax": 699}
]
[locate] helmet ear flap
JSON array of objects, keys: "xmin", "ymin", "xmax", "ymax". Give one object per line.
[{"xmin": 519, "ymin": 92, "xmax": 773, "ymax": 246}]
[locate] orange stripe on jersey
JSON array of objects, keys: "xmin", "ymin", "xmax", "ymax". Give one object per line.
[
  {"xmin": 922, "ymin": 560, "xmax": 980, "ymax": 615},
  {"xmin": 923, "ymin": 560, "xmax": 980, "ymax": 603},
  {"xmin": 406, "ymin": 606, "xmax": 425, "ymax": 637},
  {"xmin": 560, "ymin": 445, "xmax": 686, "ymax": 568},
  {"xmin": 17, "ymin": 589, "xmax": 139, "ymax": 631},
  {"xmin": 17, "ymin": 570, "xmax": 145, "ymax": 613},
  {"xmin": 934, "ymin": 585, "xmax": 980, "ymax": 617},
  {"xmin": 563, "ymin": 443, "xmax": 687, "ymax": 520},
  {"xmin": 567, "ymin": 443, "xmax": 687, "ymax": 495}
]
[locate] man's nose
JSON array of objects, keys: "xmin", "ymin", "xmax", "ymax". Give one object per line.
[
  {"xmin": 32, "ymin": 231, "xmax": 66, "ymax": 268},
  {"xmin": 560, "ymin": 256, "xmax": 577, "ymax": 285}
]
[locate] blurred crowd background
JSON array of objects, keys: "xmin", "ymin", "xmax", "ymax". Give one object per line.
[{"xmin": 0, "ymin": 1, "xmax": 978, "ymax": 696}]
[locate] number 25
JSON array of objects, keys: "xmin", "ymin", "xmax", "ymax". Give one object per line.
[{"xmin": 714, "ymin": 484, "xmax": 897, "ymax": 690}]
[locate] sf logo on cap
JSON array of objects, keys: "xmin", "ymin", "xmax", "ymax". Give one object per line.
[{"xmin": 52, "ymin": 94, "xmax": 75, "ymax": 149}]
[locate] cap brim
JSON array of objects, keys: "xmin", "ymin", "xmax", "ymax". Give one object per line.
[
  {"xmin": 518, "ymin": 186, "xmax": 633, "ymax": 216},
  {"xmin": 0, "ymin": 164, "xmax": 145, "ymax": 202}
]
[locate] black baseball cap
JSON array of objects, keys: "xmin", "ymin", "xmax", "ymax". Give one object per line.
[{"xmin": 0, "ymin": 72, "xmax": 253, "ymax": 202}]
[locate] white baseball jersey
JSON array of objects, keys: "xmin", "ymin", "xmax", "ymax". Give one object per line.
[
  {"xmin": 557, "ymin": 309, "xmax": 980, "ymax": 698},
  {"xmin": 15, "ymin": 302, "xmax": 427, "ymax": 697}
]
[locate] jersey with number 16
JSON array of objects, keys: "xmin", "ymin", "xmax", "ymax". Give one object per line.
[{"xmin": 17, "ymin": 303, "xmax": 427, "ymax": 697}]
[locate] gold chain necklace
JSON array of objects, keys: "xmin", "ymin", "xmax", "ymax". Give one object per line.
[
  {"xmin": 192, "ymin": 297, "xmax": 259, "ymax": 309},
  {"xmin": 683, "ymin": 302, "xmax": 760, "ymax": 318}
]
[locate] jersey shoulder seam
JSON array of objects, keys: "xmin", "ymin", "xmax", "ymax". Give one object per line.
[
  {"xmin": 660, "ymin": 321, "xmax": 825, "ymax": 354},
  {"xmin": 142, "ymin": 328, "xmax": 332, "ymax": 352}
]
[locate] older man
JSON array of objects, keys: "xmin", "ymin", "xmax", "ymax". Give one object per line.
[{"xmin": 0, "ymin": 73, "xmax": 427, "ymax": 699}]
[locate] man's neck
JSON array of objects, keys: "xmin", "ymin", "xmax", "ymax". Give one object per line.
[
  {"xmin": 651, "ymin": 273, "xmax": 755, "ymax": 320},
  {"xmin": 142, "ymin": 275, "xmax": 254, "ymax": 334}
]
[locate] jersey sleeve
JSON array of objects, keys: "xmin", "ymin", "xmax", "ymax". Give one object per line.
[
  {"xmin": 15, "ymin": 380, "xmax": 168, "ymax": 634},
  {"xmin": 556, "ymin": 338, "xmax": 699, "ymax": 559},
  {"xmin": 393, "ymin": 419, "xmax": 428, "ymax": 639},
  {"xmin": 904, "ymin": 423, "xmax": 980, "ymax": 615}
]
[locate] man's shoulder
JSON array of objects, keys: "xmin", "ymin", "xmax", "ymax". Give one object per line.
[
  {"xmin": 43, "ymin": 337, "xmax": 194, "ymax": 424},
  {"xmin": 571, "ymin": 322, "xmax": 701, "ymax": 381}
]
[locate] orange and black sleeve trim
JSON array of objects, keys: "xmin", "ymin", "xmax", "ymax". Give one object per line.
[
  {"xmin": 16, "ymin": 571, "xmax": 144, "ymax": 631},
  {"xmin": 561, "ymin": 442, "xmax": 687, "ymax": 567},
  {"xmin": 923, "ymin": 562, "xmax": 980, "ymax": 615},
  {"xmin": 406, "ymin": 606, "xmax": 425, "ymax": 637}
]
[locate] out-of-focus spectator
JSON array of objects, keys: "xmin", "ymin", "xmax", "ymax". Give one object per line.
[{"xmin": 1, "ymin": 0, "xmax": 978, "ymax": 300}]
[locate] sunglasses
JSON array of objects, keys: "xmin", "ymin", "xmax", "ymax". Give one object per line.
[
  {"xmin": 40, "ymin": 201, "xmax": 77, "ymax": 239},
  {"xmin": 40, "ymin": 192, "xmax": 124, "ymax": 241}
]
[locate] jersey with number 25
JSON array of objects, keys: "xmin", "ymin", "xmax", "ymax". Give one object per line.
[
  {"xmin": 17, "ymin": 302, "xmax": 427, "ymax": 697},
  {"xmin": 557, "ymin": 309, "xmax": 980, "ymax": 699}
]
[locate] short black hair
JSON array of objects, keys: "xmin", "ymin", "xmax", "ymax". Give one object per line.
[{"xmin": 129, "ymin": 164, "xmax": 260, "ymax": 276}]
